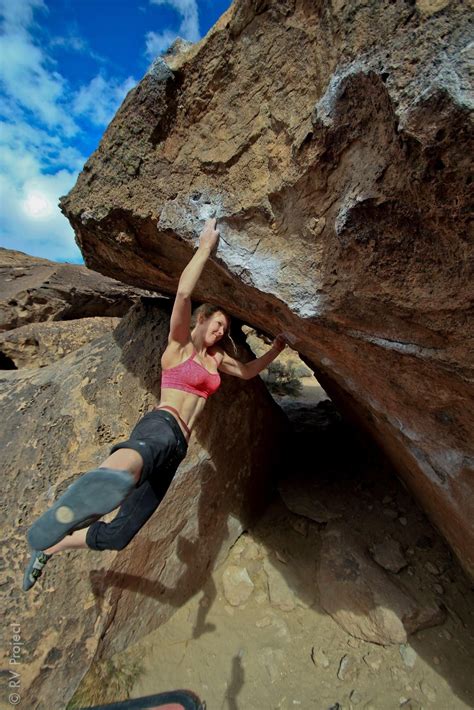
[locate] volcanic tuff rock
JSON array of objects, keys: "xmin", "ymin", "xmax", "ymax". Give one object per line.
[
  {"xmin": 0, "ymin": 247, "xmax": 149, "ymax": 332},
  {"xmin": 59, "ymin": 0, "xmax": 474, "ymax": 575},
  {"xmin": 0, "ymin": 317, "xmax": 120, "ymax": 369},
  {"xmin": 0, "ymin": 297, "xmax": 287, "ymax": 710}
]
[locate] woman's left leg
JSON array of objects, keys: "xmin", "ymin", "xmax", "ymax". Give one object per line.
[{"xmin": 85, "ymin": 481, "xmax": 162, "ymax": 551}]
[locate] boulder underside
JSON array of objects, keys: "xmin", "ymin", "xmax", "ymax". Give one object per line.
[{"xmin": 60, "ymin": 0, "xmax": 474, "ymax": 576}]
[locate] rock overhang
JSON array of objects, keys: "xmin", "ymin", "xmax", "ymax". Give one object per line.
[{"xmin": 59, "ymin": 0, "xmax": 474, "ymax": 575}]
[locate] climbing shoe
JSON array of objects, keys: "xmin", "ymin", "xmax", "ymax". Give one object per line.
[
  {"xmin": 27, "ymin": 467, "xmax": 135, "ymax": 551},
  {"xmin": 23, "ymin": 550, "xmax": 52, "ymax": 591}
]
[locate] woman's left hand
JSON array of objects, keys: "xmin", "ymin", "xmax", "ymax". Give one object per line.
[{"xmin": 272, "ymin": 333, "xmax": 287, "ymax": 353}]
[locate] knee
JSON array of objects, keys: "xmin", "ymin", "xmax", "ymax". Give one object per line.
[{"xmin": 86, "ymin": 522, "xmax": 133, "ymax": 552}]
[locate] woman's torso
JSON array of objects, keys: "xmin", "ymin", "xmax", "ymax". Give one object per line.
[{"xmin": 157, "ymin": 341, "xmax": 223, "ymax": 439}]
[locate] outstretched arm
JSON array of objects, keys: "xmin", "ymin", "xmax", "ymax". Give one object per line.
[
  {"xmin": 218, "ymin": 334, "xmax": 287, "ymax": 379},
  {"xmin": 168, "ymin": 218, "xmax": 219, "ymax": 344}
]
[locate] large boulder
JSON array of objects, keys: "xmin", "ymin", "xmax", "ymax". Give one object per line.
[
  {"xmin": 0, "ymin": 298, "xmax": 287, "ymax": 709},
  {"xmin": 0, "ymin": 247, "xmax": 149, "ymax": 332},
  {"xmin": 59, "ymin": 0, "xmax": 474, "ymax": 575},
  {"xmin": 0, "ymin": 317, "xmax": 120, "ymax": 369}
]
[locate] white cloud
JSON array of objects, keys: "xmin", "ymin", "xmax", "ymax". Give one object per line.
[
  {"xmin": 0, "ymin": 0, "xmax": 138, "ymax": 262},
  {"xmin": 0, "ymin": 168, "xmax": 82, "ymax": 261},
  {"xmin": 145, "ymin": 0, "xmax": 200, "ymax": 59},
  {"xmin": 72, "ymin": 73, "xmax": 136, "ymax": 127},
  {"xmin": 0, "ymin": 0, "xmax": 79, "ymax": 136}
]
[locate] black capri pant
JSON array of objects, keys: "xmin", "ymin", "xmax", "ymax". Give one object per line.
[{"xmin": 85, "ymin": 410, "xmax": 188, "ymax": 551}]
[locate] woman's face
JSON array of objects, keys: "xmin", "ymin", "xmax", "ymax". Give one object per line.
[{"xmin": 202, "ymin": 311, "xmax": 229, "ymax": 346}]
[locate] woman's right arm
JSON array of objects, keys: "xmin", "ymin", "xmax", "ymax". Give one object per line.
[{"xmin": 168, "ymin": 218, "xmax": 219, "ymax": 344}]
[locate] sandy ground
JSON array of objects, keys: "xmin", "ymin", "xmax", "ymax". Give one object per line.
[{"xmin": 70, "ymin": 384, "xmax": 474, "ymax": 710}]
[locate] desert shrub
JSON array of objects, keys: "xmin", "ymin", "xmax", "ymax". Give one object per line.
[{"xmin": 261, "ymin": 361, "xmax": 303, "ymax": 397}]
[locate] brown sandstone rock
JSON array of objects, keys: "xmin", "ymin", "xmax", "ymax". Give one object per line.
[
  {"xmin": 317, "ymin": 524, "xmax": 446, "ymax": 645},
  {"xmin": 58, "ymin": 0, "xmax": 474, "ymax": 576},
  {"xmin": 0, "ymin": 247, "xmax": 149, "ymax": 332},
  {"xmin": 0, "ymin": 297, "xmax": 287, "ymax": 709},
  {"xmin": 0, "ymin": 317, "xmax": 120, "ymax": 369}
]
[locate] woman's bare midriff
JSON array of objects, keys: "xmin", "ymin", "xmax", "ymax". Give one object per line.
[{"xmin": 156, "ymin": 388, "xmax": 208, "ymax": 440}]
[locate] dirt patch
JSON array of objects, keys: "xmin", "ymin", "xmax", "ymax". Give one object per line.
[{"xmin": 73, "ymin": 399, "xmax": 474, "ymax": 709}]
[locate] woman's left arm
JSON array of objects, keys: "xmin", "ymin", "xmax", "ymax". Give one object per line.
[{"xmin": 218, "ymin": 334, "xmax": 287, "ymax": 379}]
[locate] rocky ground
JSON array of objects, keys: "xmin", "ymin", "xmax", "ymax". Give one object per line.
[{"xmin": 69, "ymin": 379, "xmax": 474, "ymax": 710}]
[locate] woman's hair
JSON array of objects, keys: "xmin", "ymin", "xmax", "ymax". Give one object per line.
[{"xmin": 191, "ymin": 303, "xmax": 237, "ymax": 354}]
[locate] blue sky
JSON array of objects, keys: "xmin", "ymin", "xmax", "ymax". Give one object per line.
[{"xmin": 0, "ymin": 0, "xmax": 231, "ymax": 264}]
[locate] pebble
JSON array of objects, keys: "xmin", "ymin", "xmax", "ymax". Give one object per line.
[
  {"xmin": 420, "ymin": 680, "xmax": 436, "ymax": 702},
  {"xmin": 383, "ymin": 508, "xmax": 398, "ymax": 519},
  {"xmin": 222, "ymin": 565, "xmax": 254, "ymax": 606},
  {"xmin": 337, "ymin": 654, "xmax": 358, "ymax": 681},
  {"xmin": 433, "ymin": 655, "xmax": 441, "ymax": 665},
  {"xmin": 383, "ymin": 495, "xmax": 393, "ymax": 503},
  {"xmin": 425, "ymin": 561, "xmax": 440, "ymax": 575},
  {"xmin": 347, "ymin": 637, "xmax": 361, "ymax": 648},
  {"xmin": 291, "ymin": 518, "xmax": 308, "ymax": 536},
  {"xmin": 261, "ymin": 647, "xmax": 285, "ymax": 684},
  {"xmin": 434, "ymin": 583, "xmax": 444, "ymax": 594},
  {"xmin": 275, "ymin": 550, "xmax": 288, "ymax": 564},
  {"xmin": 363, "ymin": 652, "xmax": 382, "ymax": 672},
  {"xmin": 399, "ymin": 517, "xmax": 408, "ymax": 526},
  {"xmin": 311, "ymin": 647, "xmax": 330, "ymax": 669},
  {"xmin": 399, "ymin": 644, "xmax": 417, "ymax": 669},
  {"xmin": 370, "ymin": 538, "xmax": 407, "ymax": 573},
  {"xmin": 254, "ymin": 590, "xmax": 267, "ymax": 605},
  {"xmin": 400, "ymin": 700, "xmax": 423, "ymax": 709},
  {"xmin": 256, "ymin": 616, "xmax": 272, "ymax": 628},
  {"xmin": 391, "ymin": 666, "xmax": 409, "ymax": 684},
  {"xmin": 350, "ymin": 689, "xmax": 362, "ymax": 705}
]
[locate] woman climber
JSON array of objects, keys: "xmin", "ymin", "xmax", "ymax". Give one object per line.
[{"xmin": 24, "ymin": 218, "xmax": 289, "ymax": 590}]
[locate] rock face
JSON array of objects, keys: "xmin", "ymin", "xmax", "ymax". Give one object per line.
[
  {"xmin": 0, "ymin": 247, "xmax": 148, "ymax": 332},
  {"xmin": 317, "ymin": 524, "xmax": 446, "ymax": 645},
  {"xmin": 58, "ymin": 0, "xmax": 474, "ymax": 576},
  {"xmin": 0, "ymin": 317, "xmax": 120, "ymax": 368},
  {"xmin": 0, "ymin": 298, "xmax": 287, "ymax": 709}
]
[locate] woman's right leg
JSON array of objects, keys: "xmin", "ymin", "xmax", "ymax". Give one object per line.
[
  {"xmin": 45, "ymin": 527, "xmax": 90, "ymax": 554},
  {"xmin": 27, "ymin": 450, "xmax": 143, "ymax": 551}
]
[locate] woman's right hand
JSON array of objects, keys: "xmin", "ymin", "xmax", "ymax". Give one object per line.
[{"xmin": 199, "ymin": 218, "xmax": 219, "ymax": 252}]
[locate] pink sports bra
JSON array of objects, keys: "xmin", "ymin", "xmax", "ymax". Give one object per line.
[{"xmin": 161, "ymin": 348, "xmax": 221, "ymax": 399}]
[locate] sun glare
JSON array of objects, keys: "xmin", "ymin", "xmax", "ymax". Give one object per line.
[{"xmin": 22, "ymin": 192, "xmax": 54, "ymax": 219}]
